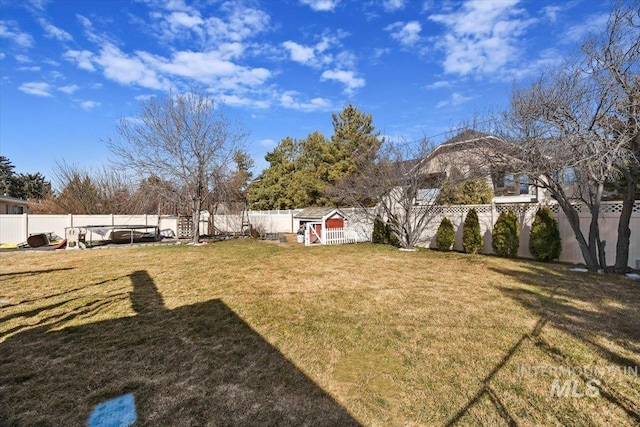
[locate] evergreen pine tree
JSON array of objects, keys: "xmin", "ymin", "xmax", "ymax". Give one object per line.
[
  {"xmin": 462, "ymin": 208, "xmax": 483, "ymax": 254},
  {"xmin": 435, "ymin": 217, "xmax": 455, "ymax": 251},
  {"xmin": 492, "ymin": 210, "xmax": 520, "ymax": 258},
  {"xmin": 529, "ymin": 206, "xmax": 562, "ymax": 261}
]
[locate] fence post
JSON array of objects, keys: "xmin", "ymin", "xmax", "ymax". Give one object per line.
[
  {"xmin": 290, "ymin": 211, "xmax": 294, "ymax": 233},
  {"xmin": 68, "ymin": 213, "xmax": 73, "ymax": 228},
  {"xmin": 23, "ymin": 213, "xmax": 29, "ymax": 241}
]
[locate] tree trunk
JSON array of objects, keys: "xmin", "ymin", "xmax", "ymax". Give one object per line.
[
  {"xmin": 615, "ymin": 164, "xmax": 639, "ymax": 273},
  {"xmin": 556, "ymin": 197, "xmax": 600, "ymax": 271},
  {"xmin": 192, "ymin": 198, "xmax": 201, "ymax": 243},
  {"xmin": 587, "ymin": 183, "xmax": 605, "ymax": 271}
]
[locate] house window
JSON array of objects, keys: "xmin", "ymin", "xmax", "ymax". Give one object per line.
[
  {"xmin": 8, "ymin": 205, "xmax": 24, "ymax": 214},
  {"xmin": 552, "ymin": 167, "xmax": 580, "ymax": 184},
  {"xmin": 416, "ymin": 188, "xmax": 439, "ymax": 204},
  {"xmin": 504, "ymin": 173, "xmax": 515, "ymax": 192},
  {"xmin": 518, "ymin": 175, "xmax": 529, "ymax": 195}
]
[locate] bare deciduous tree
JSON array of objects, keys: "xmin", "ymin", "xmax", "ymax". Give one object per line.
[
  {"xmin": 494, "ymin": 0, "xmax": 639, "ymax": 272},
  {"xmin": 107, "ymin": 90, "xmax": 246, "ymax": 242},
  {"xmin": 583, "ymin": 0, "xmax": 640, "ymax": 273},
  {"xmin": 337, "ymin": 139, "xmax": 447, "ymax": 249}
]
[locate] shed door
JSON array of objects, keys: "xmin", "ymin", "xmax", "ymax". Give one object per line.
[{"xmin": 309, "ymin": 224, "xmax": 322, "ymax": 243}]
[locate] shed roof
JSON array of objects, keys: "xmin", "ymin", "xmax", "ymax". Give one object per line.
[
  {"xmin": 0, "ymin": 194, "xmax": 29, "ymax": 205},
  {"xmin": 294, "ymin": 207, "xmax": 347, "ymax": 220}
]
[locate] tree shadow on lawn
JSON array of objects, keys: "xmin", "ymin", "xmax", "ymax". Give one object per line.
[
  {"xmin": 0, "ymin": 270, "xmax": 360, "ymax": 426},
  {"xmin": 489, "ymin": 264, "xmax": 640, "ymax": 365},
  {"xmin": 492, "ymin": 264, "xmax": 640, "ymax": 421},
  {"xmin": 445, "ymin": 264, "xmax": 640, "ymax": 426}
]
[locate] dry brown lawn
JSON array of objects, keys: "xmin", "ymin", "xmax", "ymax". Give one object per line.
[{"xmin": 0, "ymin": 240, "xmax": 639, "ymax": 426}]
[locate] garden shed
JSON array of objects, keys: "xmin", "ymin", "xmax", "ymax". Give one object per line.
[{"xmin": 294, "ymin": 207, "xmax": 349, "ymax": 245}]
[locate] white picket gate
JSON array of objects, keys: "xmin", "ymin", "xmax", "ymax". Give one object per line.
[{"xmin": 324, "ymin": 228, "xmax": 359, "ymax": 245}]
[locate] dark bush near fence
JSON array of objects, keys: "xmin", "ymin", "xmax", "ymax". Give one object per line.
[
  {"xmin": 492, "ymin": 210, "xmax": 520, "ymax": 258},
  {"xmin": 529, "ymin": 206, "xmax": 562, "ymax": 261},
  {"xmin": 372, "ymin": 216, "xmax": 399, "ymax": 246},
  {"xmin": 463, "ymin": 208, "xmax": 483, "ymax": 254},
  {"xmin": 435, "ymin": 217, "xmax": 455, "ymax": 251}
]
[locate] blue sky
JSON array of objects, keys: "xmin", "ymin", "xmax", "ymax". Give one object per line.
[{"xmin": 0, "ymin": 0, "xmax": 611, "ymax": 184}]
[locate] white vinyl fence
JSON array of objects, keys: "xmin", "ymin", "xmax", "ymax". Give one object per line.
[
  {"xmin": 238, "ymin": 202, "xmax": 638, "ymax": 268},
  {"xmin": 409, "ymin": 202, "xmax": 640, "ymax": 269},
  {"xmin": 0, "ymin": 214, "xmax": 180, "ymax": 244},
  {"xmin": 1, "ymin": 202, "xmax": 637, "ymax": 268}
]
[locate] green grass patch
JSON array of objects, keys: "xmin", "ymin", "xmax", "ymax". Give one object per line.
[{"xmin": 1, "ymin": 240, "xmax": 638, "ymax": 425}]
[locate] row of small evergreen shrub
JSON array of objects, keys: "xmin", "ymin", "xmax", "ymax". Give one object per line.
[{"xmin": 434, "ymin": 206, "xmax": 562, "ymax": 261}]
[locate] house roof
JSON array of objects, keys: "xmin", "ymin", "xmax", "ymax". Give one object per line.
[
  {"xmin": 0, "ymin": 194, "xmax": 29, "ymax": 206},
  {"xmin": 294, "ymin": 207, "xmax": 348, "ymax": 220},
  {"xmin": 407, "ymin": 130, "xmax": 503, "ymax": 173},
  {"xmin": 432, "ymin": 130, "xmax": 500, "ymax": 155}
]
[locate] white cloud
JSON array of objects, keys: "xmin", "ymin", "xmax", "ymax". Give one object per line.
[
  {"xmin": 134, "ymin": 94, "xmax": 155, "ymax": 101},
  {"xmin": 76, "ymin": 15, "xmax": 105, "ymax": 44},
  {"xmin": 140, "ymin": 49, "xmax": 271, "ymax": 90},
  {"xmin": 283, "ymin": 41, "xmax": 316, "ymax": 65},
  {"xmin": 0, "ymin": 53, "xmax": 5, "ymax": 60},
  {"xmin": 383, "ymin": 0, "xmax": 406, "ymax": 12},
  {"xmin": 221, "ymin": 94, "xmax": 270, "ymax": 109},
  {"xmin": 564, "ymin": 13, "xmax": 609, "ymax": 43},
  {"xmin": 48, "ymin": 70, "xmax": 64, "ymax": 80},
  {"xmin": 64, "ymin": 50, "xmax": 96, "ymax": 71},
  {"xmin": 79, "ymin": 100, "xmax": 101, "ymax": 110},
  {"xmin": 372, "ymin": 47, "xmax": 391, "ymax": 62},
  {"xmin": 280, "ymin": 91, "xmax": 332, "ymax": 111},
  {"xmin": 541, "ymin": 5, "xmax": 562, "ymax": 23},
  {"xmin": 62, "ymin": 3, "xmax": 276, "ymax": 103},
  {"xmin": 25, "ymin": 0, "xmax": 50, "ymax": 11},
  {"xmin": 94, "ymin": 44, "xmax": 168, "ymax": 90},
  {"xmin": 321, "ymin": 69, "xmax": 365, "ymax": 93},
  {"xmin": 282, "ymin": 35, "xmax": 338, "ymax": 67},
  {"xmin": 38, "ymin": 19, "xmax": 73, "ymax": 42},
  {"xmin": 167, "ymin": 11, "xmax": 203, "ymax": 29},
  {"xmin": 429, "ymin": 0, "xmax": 536, "ymax": 76},
  {"xmin": 436, "ymin": 92, "xmax": 473, "ymax": 108},
  {"xmin": 19, "ymin": 81, "xmax": 52, "ymax": 97},
  {"xmin": 159, "ymin": 11, "xmax": 204, "ymax": 40},
  {"xmin": 162, "ymin": 0, "xmax": 192, "ymax": 12},
  {"xmin": 58, "ymin": 84, "xmax": 80, "ymax": 94},
  {"xmin": 511, "ymin": 48, "xmax": 564, "ymax": 78},
  {"xmin": 386, "ymin": 21, "xmax": 422, "ymax": 46},
  {"xmin": 203, "ymin": 4, "xmax": 270, "ymax": 43},
  {"xmin": 18, "ymin": 66, "xmax": 40, "ymax": 71},
  {"xmin": 299, "ymin": 0, "xmax": 340, "ymax": 12},
  {"xmin": 425, "ymin": 80, "xmax": 452, "ymax": 89},
  {"xmin": 15, "ymin": 54, "xmax": 31, "ymax": 63},
  {"xmin": 0, "ymin": 20, "xmax": 34, "ymax": 48}
]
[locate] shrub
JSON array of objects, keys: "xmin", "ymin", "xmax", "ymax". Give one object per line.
[
  {"xmin": 492, "ymin": 210, "xmax": 519, "ymax": 258},
  {"xmin": 372, "ymin": 216, "xmax": 399, "ymax": 246},
  {"xmin": 437, "ymin": 178, "xmax": 494, "ymax": 205},
  {"xmin": 462, "ymin": 208, "xmax": 483, "ymax": 254},
  {"xmin": 529, "ymin": 206, "xmax": 562, "ymax": 261},
  {"xmin": 435, "ymin": 217, "xmax": 455, "ymax": 251}
]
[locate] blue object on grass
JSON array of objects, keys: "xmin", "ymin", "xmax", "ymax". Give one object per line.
[{"xmin": 88, "ymin": 393, "xmax": 137, "ymax": 427}]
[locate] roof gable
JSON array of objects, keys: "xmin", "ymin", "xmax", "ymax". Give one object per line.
[{"xmin": 294, "ymin": 207, "xmax": 348, "ymax": 220}]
